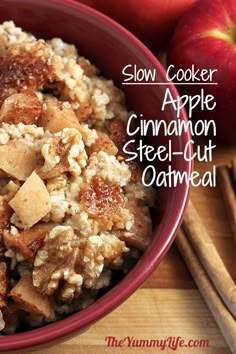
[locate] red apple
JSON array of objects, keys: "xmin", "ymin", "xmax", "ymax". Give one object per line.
[
  {"xmin": 167, "ymin": 0, "xmax": 236, "ymax": 144},
  {"xmin": 78, "ymin": 0, "xmax": 198, "ymax": 50}
]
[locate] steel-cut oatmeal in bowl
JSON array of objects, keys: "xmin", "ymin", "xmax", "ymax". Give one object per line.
[{"xmin": 0, "ymin": 21, "xmax": 156, "ymax": 333}]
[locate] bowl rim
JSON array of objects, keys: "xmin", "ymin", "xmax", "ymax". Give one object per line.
[{"xmin": 0, "ymin": 0, "xmax": 192, "ymax": 351}]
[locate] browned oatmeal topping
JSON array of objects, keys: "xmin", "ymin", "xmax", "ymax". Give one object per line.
[
  {"xmin": 80, "ymin": 176, "xmax": 124, "ymax": 219},
  {"xmin": 0, "ymin": 21, "xmax": 156, "ymax": 333},
  {"xmin": 0, "ymin": 41, "xmax": 56, "ymax": 104}
]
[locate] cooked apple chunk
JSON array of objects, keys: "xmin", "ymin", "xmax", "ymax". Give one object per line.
[
  {"xmin": 9, "ymin": 171, "xmax": 51, "ymax": 228},
  {"xmin": 3, "ymin": 223, "xmax": 54, "ymax": 259},
  {"xmin": 0, "ymin": 90, "xmax": 42, "ymax": 125},
  {"xmin": 0, "ymin": 196, "xmax": 12, "ymax": 233},
  {"xmin": 9, "ymin": 274, "xmax": 54, "ymax": 319},
  {"xmin": 39, "ymin": 97, "xmax": 80, "ymax": 133},
  {"xmin": 0, "ymin": 141, "xmax": 36, "ymax": 181},
  {"xmin": 117, "ymin": 205, "xmax": 152, "ymax": 251},
  {"xmin": 86, "ymin": 130, "xmax": 118, "ymax": 156}
]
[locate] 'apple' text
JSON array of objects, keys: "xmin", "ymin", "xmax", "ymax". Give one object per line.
[{"xmin": 161, "ymin": 88, "xmax": 216, "ymax": 118}]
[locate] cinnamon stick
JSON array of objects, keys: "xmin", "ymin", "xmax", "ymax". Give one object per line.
[
  {"xmin": 176, "ymin": 228, "xmax": 236, "ymax": 353},
  {"xmin": 182, "ymin": 200, "xmax": 236, "ymax": 318},
  {"xmin": 217, "ymin": 165, "xmax": 236, "ymax": 246}
]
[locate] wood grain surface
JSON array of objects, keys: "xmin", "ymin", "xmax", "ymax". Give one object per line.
[{"xmin": 30, "ymin": 140, "xmax": 236, "ymax": 354}]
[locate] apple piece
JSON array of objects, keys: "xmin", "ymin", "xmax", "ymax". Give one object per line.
[
  {"xmin": 0, "ymin": 141, "xmax": 36, "ymax": 181},
  {"xmin": 74, "ymin": 102, "xmax": 92, "ymax": 122},
  {"xmin": 39, "ymin": 97, "xmax": 81, "ymax": 133},
  {"xmin": 86, "ymin": 130, "xmax": 118, "ymax": 156},
  {"xmin": 167, "ymin": 0, "xmax": 236, "ymax": 144},
  {"xmin": 117, "ymin": 205, "xmax": 152, "ymax": 251},
  {"xmin": 9, "ymin": 171, "xmax": 51, "ymax": 229},
  {"xmin": 9, "ymin": 273, "xmax": 54, "ymax": 319},
  {"xmin": 0, "ymin": 90, "xmax": 41, "ymax": 125},
  {"xmin": 78, "ymin": 0, "xmax": 198, "ymax": 49},
  {"xmin": 3, "ymin": 223, "xmax": 54, "ymax": 259},
  {"xmin": 0, "ymin": 196, "xmax": 12, "ymax": 233}
]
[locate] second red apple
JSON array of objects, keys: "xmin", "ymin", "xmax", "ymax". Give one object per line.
[{"xmin": 167, "ymin": 0, "xmax": 236, "ymax": 144}]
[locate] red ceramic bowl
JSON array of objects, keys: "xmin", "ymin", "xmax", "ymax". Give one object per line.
[{"xmin": 0, "ymin": 0, "xmax": 192, "ymax": 352}]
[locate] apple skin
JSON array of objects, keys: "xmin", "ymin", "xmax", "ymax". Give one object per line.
[
  {"xmin": 78, "ymin": 0, "xmax": 198, "ymax": 50},
  {"xmin": 167, "ymin": 0, "xmax": 236, "ymax": 144}
]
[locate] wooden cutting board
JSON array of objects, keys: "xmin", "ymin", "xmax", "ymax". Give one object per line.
[{"xmin": 30, "ymin": 140, "xmax": 236, "ymax": 354}]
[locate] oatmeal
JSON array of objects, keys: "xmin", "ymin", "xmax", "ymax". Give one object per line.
[{"xmin": 0, "ymin": 21, "xmax": 156, "ymax": 333}]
